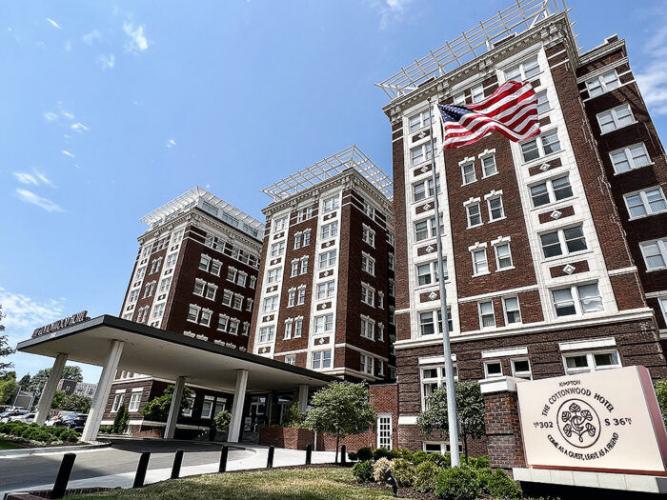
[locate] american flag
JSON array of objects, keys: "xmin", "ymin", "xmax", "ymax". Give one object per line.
[{"xmin": 438, "ymin": 80, "xmax": 540, "ymax": 149}]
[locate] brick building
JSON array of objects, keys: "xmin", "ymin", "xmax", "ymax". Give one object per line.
[
  {"xmin": 249, "ymin": 146, "xmax": 396, "ymax": 383},
  {"xmin": 102, "ymin": 187, "xmax": 264, "ymax": 436},
  {"xmin": 374, "ymin": 1, "xmax": 667, "ymax": 452}
]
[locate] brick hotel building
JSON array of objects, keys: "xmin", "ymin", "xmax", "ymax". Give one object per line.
[
  {"xmin": 249, "ymin": 146, "xmax": 396, "ymax": 383},
  {"xmin": 103, "ymin": 187, "xmax": 264, "ymax": 437},
  {"xmin": 376, "ymin": 1, "xmax": 667, "ymax": 452}
]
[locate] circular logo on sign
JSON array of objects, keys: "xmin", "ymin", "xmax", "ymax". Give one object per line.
[{"xmin": 557, "ymin": 398, "xmax": 601, "ymax": 449}]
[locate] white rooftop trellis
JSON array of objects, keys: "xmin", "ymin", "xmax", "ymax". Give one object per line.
[
  {"xmin": 262, "ymin": 145, "xmax": 393, "ymax": 202},
  {"xmin": 140, "ymin": 186, "xmax": 264, "ymax": 239},
  {"xmin": 376, "ymin": 0, "xmax": 570, "ymax": 101}
]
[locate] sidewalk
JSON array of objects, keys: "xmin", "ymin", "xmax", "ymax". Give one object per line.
[{"xmin": 3, "ymin": 445, "xmax": 337, "ymax": 497}]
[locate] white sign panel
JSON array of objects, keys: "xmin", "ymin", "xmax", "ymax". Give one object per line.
[{"xmin": 517, "ymin": 366, "xmax": 667, "ymax": 473}]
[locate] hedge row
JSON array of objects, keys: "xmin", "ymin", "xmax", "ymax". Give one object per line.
[{"xmin": 0, "ymin": 422, "xmax": 79, "ymax": 444}]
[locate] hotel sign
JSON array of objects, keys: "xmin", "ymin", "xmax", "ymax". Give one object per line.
[
  {"xmin": 517, "ymin": 366, "xmax": 667, "ymax": 473},
  {"xmin": 32, "ymin": 311, "xmax": 89, "ymax": 338}
]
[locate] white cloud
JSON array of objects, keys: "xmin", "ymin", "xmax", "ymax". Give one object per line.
[
  {"xmin": 123, "ymin": 21, "xmax": 149, "ymax": 53},
  {"xmin": 166, "ymin": 138, "xmax": 176, "ymax": 148},
  {"xmin": 636, "ymin": 24, "xmax": 667, "ymax": 115},
  {"xmin": 44, "ymin": 106, "xmax": 76, "ymax": 124},
  {"xmin": 96, "ymin": 53, "xmax": 115, "ymax": 70},
  {"xmin": 61, "ymin": 149, "xmax": 75, "ymax": 158},
  {"xmin": 0, "ymin": 288, "xmax": 66, "ymax": 345},
  {"xmin": 71, "ymin": 122, "xmax": 89, "ymax": 133},
  {"xmin": 43, "ymin": 111, "xmax": 59, "ymax": 122},
  {"xmin": 16, "ymin": 189, "xmax": 64, "ymax": 213},
  {"xmin": 46, "ymin": 18, "xmax": 62, "ymax": 30},
  {"xmin": 13, "ymin": 170, "xmax": 54, "ymax": 188},
  {"xmin": 370, "ymin": 0, "xmax": 413, "ymax": 29},
  {"xmin": 82, "ymin": 29, "xmax": 102, "ymax": 45}
]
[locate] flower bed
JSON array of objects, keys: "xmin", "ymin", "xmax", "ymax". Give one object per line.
[{"xmin": 0, "ymin": 421, "xmax": 80, "ymax": 447}]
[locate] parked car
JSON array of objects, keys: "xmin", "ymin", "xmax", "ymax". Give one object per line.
[
  {"xmin": 9, "ymin": 412, "xmax": 35, "ymax": 423},
  {"xmin": 53, "ymin": 413, "xmax": 87, "ymax": 432},
  {"xmin": 0, "ymin": 408, "xmax": 28, "ymax": 422}
]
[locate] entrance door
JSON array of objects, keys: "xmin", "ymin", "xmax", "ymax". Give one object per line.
[{"xmin": 241, "ymin": 395, "xmax": 267, "ymax": 443}]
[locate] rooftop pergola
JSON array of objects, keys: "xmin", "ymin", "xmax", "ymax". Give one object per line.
[
  {"xmin": 376, "ymin": 0, "xmax": 571, "ymax": 101},
  {"xmin": 261, "ymin": 145, "xmax": 393, "ymax": 202},
  {"xmin": 140, "ymin": 186, "xmax": 264, "ymax": 239}
]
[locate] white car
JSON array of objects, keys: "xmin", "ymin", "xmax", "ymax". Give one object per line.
[{"xmin": 10, "ymin": 412, "xmax": 35, "ymax": 423}]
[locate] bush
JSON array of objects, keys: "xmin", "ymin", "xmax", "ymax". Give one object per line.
[
  {"xmin": 0, "ymin": 421, "xmax": 79, "ymax": 444},
  {"xmin": 479, "ymin": 469, "xmax": 522, "ymax": 499},
  {"xmin": 373, "ymin": 447, "xmax": 392, "ymax": 460},
  {"xmin": 414, "ymin": 460, "xmax": 442, "ymax": 493},
  {"xmin": 347, "ymin": 451, "xmax": 358, "ymax": 461},
  {"xmin": 372, "ymin": 457, "xmax": 393, "ymax": 483},
  {"xmin": 463, "ymin": 455, "xmax": 490, "ymax": 469},
  {"xmin": 656, "ymin": 379, "xmax": 667, "ymax": 427},
  {"xmin": 391, "ymin": 458, "xmax": 416, "ymax": 487},
  {"xmin": 427, "ymin": 452, "xmax": 451, "ymax": 468},
  {"xmin": 410, "ymin": 450, "xmax": 431, "ymax": 464},
  {"xmin": 214, "ymin": 410, "xmax": 231, "ymax": 432},
  {"xmin": 435, "ymin": 465, "xmax": 482, "ymax": 500},
  {"xmin": 98, "ymin": 425, "xmax": 113, "ymax": 434},
  {"xmin": 356, "ymin": 447, "xmax": 373, "ymax": 461},
  {"xmin": 391, "ymin": 448, "xmax": 413, "ymax": 460},
  {"xmin": 112, "ymin": 405, "xmax": 129, "ymax": 434},
  {"xmin": 352, "ymin": 460, "xmax": 374, "ymax": 483}
]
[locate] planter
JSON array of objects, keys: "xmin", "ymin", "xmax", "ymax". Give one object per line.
[{"xmin": 259, "ymin": 426, "xmax": 314, "ymax": 449}]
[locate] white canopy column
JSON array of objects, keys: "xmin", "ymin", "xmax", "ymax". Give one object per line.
[
  {"xmin": 227, "ymin": 369, "xmax": 248, "ymax": 443},
  {"xmin": 34, "ymin": 353, "xmax": 68, "ymax": 425},
  {"xmin": 164, "ymin": 376, "xmax": 186, "ymax": 439},
  {"xmin": 298, "ymin": 384, "xmax": 309, "ymax": 413}
]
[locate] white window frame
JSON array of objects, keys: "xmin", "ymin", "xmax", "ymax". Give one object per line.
[
  {"xmin": 111, "ymin": 392, "xmax": 125, "ymax": 413},
  {"xmin": 312, "ymin": 349, "xmax": 332, "ymax": 370},
  {"xmin": 362, "ymin": 224, "xmax": 376, "ymax": 247},
  {"xmin": 511, "ymin": 358, "xmax": 532, "ymax": 379},
  {"xmin": 596, "ymin": 104, "xmax": 635, "ymax": 134},
  {"xmin": 316, "ymin": 280, "xmax": 336, "ymax": 300},
  {"xmin": 520, "ymin": 128, "xmax": 561, "ymax": 163},
  {"xmin": 539, "ymin": 224, "xmax": 587, "ymax": 259},
  {"xmin": 483, "ymin": 360, "xmax": 503, "ymax": 379},
  {"xmin": 494, "ymin": 241, "xmax": 513, "ymax": 270},
  {"xmin": 609, "ymin": 143, "xmax": 651, "ymax": 174},
  {"xmin": 408, "ymin": 109, "xmax": 431, "ymax": 133},
  {"xmin": 478, "ymin": 300, "xmax": 495, "ymax": 329},
  {"xmin": 128, "ymin": 389, "xmax": 143, "ymax": 412},
  {"xmin": 377, "ymin": 414, "xmax": 392, "ymax": 449},
  {"xmin": 551, "ymin": 282, "xmax": 604, "ymax": 318},
  {"xmin": 503, "ymin": 296, "xmax": 522, "ymax": 325},
  {"xmin": 563, "ymin": 350, "xmax": 622, "ymax": 375},
  {"xmin": 623, "ymin": 187, "xmax": 667, "ymax": 220},
  {"xmin": 481, "ymin": 154, "xmax": 497, "ymax": 178},
  {"xmin": 466, "ymin": 202, "xmax": 482, "ymax": 228},
  {"xmin": 585, "ymin": 69, "xmax": 620, "ymax": 98},
  {"xmin": 461, "ymin": 162, "xmax": 476, "ymax": 185},
  {"xmin": 640, "ymin": 238, "xmax": 667, "ymax": 272},
  {"xmin": 471, "ymin": 247, "xmax": 489, "ymax": 275},
  {"xmin": 487, "ymin": 195, "xmax": 505, "ymax": 221},
  {"xmin": 258, "ymin": 325, "xmax": 275, "ymax": 343},
  {"xmin": 361, "ymin": 252, "xmax": 376, "ymax": 276},
  {"xmin": 529, "ymin": 174, "xmax": 573, "ymax": 208}
]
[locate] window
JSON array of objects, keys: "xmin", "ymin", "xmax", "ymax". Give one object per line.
[
  {"xmin": 413, "ymin": 176, "xmax": 440, "ymax": 201},
  {"xmin": 377, "ymin": 323, "xmax": 385, "ymax": 341},
  {"xmin": 151, "ymin": 303, "xmax": 165, "ymax": 319},
  {"xmin": 388, "ymin": 252, "xmax": 395, "ymax": 270},
  {"xmin": 563, "ymin": 350, "xmax": 621, "ymax": 375},
  {"xmin": 283, "ymin": 319, "xmax": 293, "ymax": 339},
  {"xmin": 552, "ymin": 282, "xmax": 603, "ymax": 317},
  {"xmin": 363, "ymin": 200, "xmax": 376, "ymax": 219},
  {"xmin": 128, "ymin": 289, "xmax": 139, "ymax": 303},
  {"xmin": 273, "ymin": 216, "xmax": 288, "ymax": 232},
  {"xmin": 529, "ymin": 175, "xmax": 573, "ymax": 207},
  {"xmin": 128, "ymin": 390, "xmax": 142, "ymax": 412},
  {"xmin": 487, "ymin": 195, "xmax": 504, "ymax": 221},
  {"xmin": 478, "ymin": 301, "xmax": 495, "ymax": 329},
  {"xmin": 297, "ymin": 285, "xmax": 306, "ymax": 305},
  {"xmin": 511, "ymin": 359, "xmax": 532, "ymax": 379},
  {"xmin": 408, "ymin": 109, "xmax": 431, "ymax": 133},
  {"xmin": 200, "ymin": 308, "xmax": 212, "ymax": 326},
  {"xmin": 294, "ymin": 317, "xmax": 303, "ymax": 337},
  {"xmin": 258, "ymin": 325, "xmax": 275, "ymax": 343},
  {"xmin": 597, "ymin": 104, "xmax": 635, "ymax": 134},
  {"xmin": 266, "ymin": 267, "xmax": 282, "ymax": 284},
  {"xmin": 285, "ymin": 354, "xmax": 296, "ymax": 365},
  {"xmin": 149, "ymin": 257, "xmax": 162, "ymax": 275},
  {"xmin": 640, "ymin": 238, "xmax": 667, "ymax": 271},
  {"xmin": 461, "ymin": 162, "xmax": 476, "ymax": 185},
  {"xmin": 218, "ymin": 314, "xmax": 229, "ymax": 332},
  {"xmin": 419, "ymin": 309, "xmax": 453, "ymax": 336},
  {"xmin": 232, "ymin": 294, "xmax": 243, "ymax": 310},
  {"xmin": 322, "ymin": 196, "xmax": 340, "ymax": 214},
  {"xmin": 222, "ymin": 290, "xmax": 233, "ymax": 307},
  {"xmin": 481, "ymin": 154, "xmax": 497, "ymax": 177},
  {"xmin": 361, "ymin": 283, "xmax": 375, "ymax": 306},
  {"xmin": 246, "ymin": 298, "xmax": 253, "ymax": 312},
  {"xmin": 193, "ymin": 279, "xmax": 205, "ymax": 296},
  {"xmin": 471, "ymin": 248, "xmax": 488, "ymax": 275},
  {"xmin": 362, "ymin": 253, "xmax": 376, "ymax": 275},
  {"xmin": 187, "ymin": 304, "xmax": 200, "ymax": 323},
  {"xmin": 624, "ymin": 187, "xmax": 667, "ymax": 219},
  {"xmin": 321, "ymin": 221, "xmax": 338, "ymax": 240},
  {"xmin": 610, "ymin": 143, "xmax": 651, "ymax": 174},
  {"xmin": 415, "ymin": 217, "xmax": 438, "ymax": 241},
  {"xmin": 142, "ymin": 281, "xmax": 156, "ymax": 298},
  {"xmin": 249, "ymin": 276, "xmax": 257, "ymax": 289},
  {"xmin": 111, "ymin": 392, "xmax": 125, "ymax": 412},
  {"xmin": 262, "ymin": 295, "xmax": 278, "ymax": 313},
  {"xmin": 181, "ymin": 396, "xmax": 195, "ymax": 417},
  {"xmin": 296, "ymin": 206, "xmax": 313, "ymax": 223},
  {"xmin": 316, "ymin": 280, "xmax": 336, "ymax": 300},
  {"xmin": 312, "ymin": 350, "xmax": 332, "ymax": 369},
  {"xmin": 205, "ymin": 283, "xmax": 217, "ymax": 301},
  {"xmin": 520, "ymin": 129, "xmax": 561, "ymax": 162},
  {"xmin": 228, "ymin": 319, "xmax": 240, "ymax": 335},
  {"xmin": 199, "ymin": 255, "xmax": 211, "ymax": 271},
  {"xmin": 466, "ymin": 202, "xmax": 482, "ymax": 228},
  {"xmin": 294, "ymin": 232, "xmax": 303, "ymax": 250},
  {"xmin": 410, "ymin": 142, "xmax": 433, "ymax": 165},
  {"xmin": 319, "ymin": 250, "xmax": 337, "ymax": 270},
  {"xmin": 421, "ymin": 364, "xmax": 458, "ymax": 410},
  {"xmin": 361, "ymin": 354, "xmax": 374, "ymax": 375},
  {"xmin": 494, "ymin": 242, "xmax": 513, "ymax": 270},
  {"xmin": 416, "ymin": 260, "xmax": 447, "ymax": 286},
  {"xmin": 314, "ymin": 313, "xmax": 333, "ymax": 334},
  {"xmin": 503, "ymin": 297, "xmax": 522, "ymax": 324},
  {"xmin": 362, "ymin": 224, "xmax": 376, "ymax": 247},
  {"xmin": 361, "ymin": 316, "xmax": 375, "ymax": 340},
  {"xmin": 226, "ymin": 267, "xmax": 238, "ymax": 283},
  {"xmin": 287, "ymin": 288, "xmax": 297, "ymax": 307},
  {"xmin": 536, "ymin": 89, "xmax": 550, "ymax": 115},
  {"xmin": 484, "ymin": 360, "xmax": 503, "ymax": 378},
  {"xmin": 377, "ymin": 415, "xmax": 392, "ymax": 449},
  {"xmin": 540, "ymin": 225, "xmax": 587, "ymax": 258},
  {"xmin": 270, "ymin": 241, "xmax": 285, "ymax": 257},
  {"xmin": 201, "ymin": 396, "xmax": 214, "ymax": 419},
  {"xmin": 586, "ymin": 69, "xmax": 620, "ymax": 98},
  {"xmin": 504, "ymin": 55, "xmax": 540, "ymax": 81},
  {"xmin": 300, "ymin": 256, "xmax": 309, "ymax": 274},
  {"xmin": 290, "ymin": 259, "xmax": 299, "ymax": 277},
  {"xmin": 471, "ymin": 83, "xmax": 485, "ymax": 103}
]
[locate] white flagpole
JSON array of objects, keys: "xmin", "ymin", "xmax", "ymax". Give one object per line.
[{"xmin": 427, "ymin": 97, "xmax": 460, "ymax": 467}]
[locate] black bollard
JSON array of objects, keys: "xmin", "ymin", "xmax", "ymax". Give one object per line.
[
  {"xmin": 386, "ymin": 471, "xmax": 398, "ymax": 497},
  {"xmin": 51, "ymin": 453, "xmax": 76, "ymax": 499},
  {"xmin": 171, "ymin": 450, "xmax": 184, "ymax": 479},
  {"xmin": 219, "ymin": 445, "xmax": 229, "ymax": 473},
  {"xmin": 340, "ymin": 445, "xmax": 347, "ymax": 466},
  {"xmin": 305, "ymin": 444, "xmax": 312, "ymax": 465},
  {"xmin": 267, "ymin": 446, "xmax": 275, "ymax": 469},
  {"xmin": 133, "ymin": 452, "xmax": 151, "ymax": 488}
]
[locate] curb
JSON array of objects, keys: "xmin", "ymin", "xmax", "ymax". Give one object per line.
[{"xmin": 0, "ymin": 441, "xmax": 111, "ymax": 458}]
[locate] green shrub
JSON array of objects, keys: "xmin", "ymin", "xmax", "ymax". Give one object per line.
[
  {"xmin": 0, "ymin": 421, "xmax": 79, "ymax": 444},
  {"xmin": 463, "ymin": 455, "xmax": 490, "ymax": 469},
  {"xmin": 656, "ymin": 379, "xmax": 667, "ymax": 427},
  {"xmin": 356, "ymin": 447, "xmax": 373, "ymax": 461},
  {"xmin": 112, "ymin": 404, "xmax": 129, "ymax": 434},
  {"xmin": 98, "ymin": 425, "xmax": 113, "ymax": 434},
  {"xmin": 372, "ymin": 457, "xmax": 392, "ymax": 483},
  {"xmin": 479, "ymin": 469, "xmax": 522, "ymax": 499},
  {"xmin": 414, "ymin": 460, "xmax": 442, "ymax": 493},
  {"xmin": 410, "ymin": 450, "xmax": 431, "ymax": 464},
  {"xmin": 435, "ymin": 465, "xmax": 482, "ymax": 500},
  {"xmin": 391, "ymin": 458, "xmax": 416, "ymax": 487},
  {"xmin": 347, "ymin": 451, "xmax": 358, "ymax": 461},
  {"xmin": 352, "ymin": 460, "xmax": 374, "ymax": 483},
  {"xmin": 427, "ymin": 452, "xmax": 451, "ymax": 468},
  {"xmin": 391, "ymin": 448, "xmax": 413, "ymax": 460},
  {"xmin": 373, "ymin": 447, "xmax": 392, "ymax": 460}
]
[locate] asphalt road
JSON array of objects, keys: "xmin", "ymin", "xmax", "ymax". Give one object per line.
[{"xmin": 0, "ymin": 439, "xmax": 252, "ymax": 494}]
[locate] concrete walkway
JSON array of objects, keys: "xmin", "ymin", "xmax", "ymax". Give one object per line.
[{"xmin": 2, "ymin": 444, "xmax": 337, "ymax": 497}]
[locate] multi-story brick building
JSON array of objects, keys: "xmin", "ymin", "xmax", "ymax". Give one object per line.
[
  {"xmin": 103, "ymin": 187, "xmax": 264, "ymax": 436},
  {"xmin": 376, "ymin": 0, "xmax": 667, "ymax": 452},
  {"xmin": 249, "ymin": 146, "xmax": 396, "ymax": 383}
]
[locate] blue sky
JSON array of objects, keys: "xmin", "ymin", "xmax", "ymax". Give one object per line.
[{"xmin": 2, "ymin": 0, "xmax": 667, "ymax": 383}]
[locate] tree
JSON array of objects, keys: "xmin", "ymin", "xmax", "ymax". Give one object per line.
[
  {"xmin": 656, "ymin": 379, "xmax": 667, "ymax": 427},
  {"xmin": 18, "ymin": 374, "xmax": 31, "ymax": 390},
  {"xmin": 51, "ymin": 390, "xmax": 92, "ymax": 412},
  {"xmin": 304, "ymin": 382, "xmax": 376, "ymax": 463},
  {"xmin": 141, "ymin": 386, "xmax": 192, "ymax": 422},
  {"xmin": 28, "ymin": 366, "xmax": 84, "ymax": 395},
  {"xmin": 0, "ymin": 305, "xmax": 14, "ymax": 376},
  {"xmin": 112, "ymin": 404, "xmax": 129, "ymax": 434},
  {"xmin": 0, "ymin": 372, "xmax": 18, "ymax": 405},
  {"xmin": 214, "ymin": 410, "xmax": 231, "ymax": 432},
  {"xmin": 417, "ymin": 380, "xmax": 486, "ymax": 459}
]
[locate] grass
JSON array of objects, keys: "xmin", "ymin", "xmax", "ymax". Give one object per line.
[
  {"xmin": 0, "ymin": 439, "xmax": 21, "ymax": 450},
  {"xmin": 65, "ymin": 467, "xmax": 404, "ymax": 500}
]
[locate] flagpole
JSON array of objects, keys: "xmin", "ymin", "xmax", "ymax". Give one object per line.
[{"xmin": 427, "ymin": 97, "xmax": 460, "ymax": 467}]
